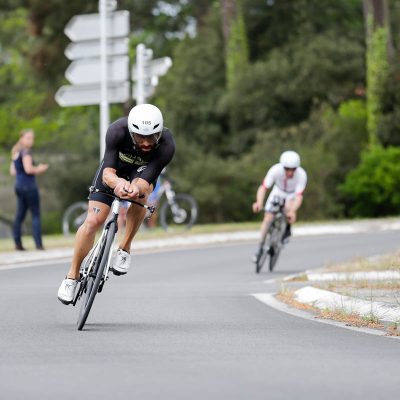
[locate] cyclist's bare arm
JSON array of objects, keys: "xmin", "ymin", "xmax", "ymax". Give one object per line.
[
  {"xmin": 103, "ymin": 168, "xmax": 150, "ymax": 199},
  {"xmin": 253, "ymin": 185, "xmax": 268, "ymax": 213}
]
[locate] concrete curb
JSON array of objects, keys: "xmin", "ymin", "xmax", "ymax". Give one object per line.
[
  {"xmin": 293, "ymin": 286, "xmax": 400, "ymax": 325},
  {"xmin": 306, "ymin": 270, "xmax": 400, "ymax": 282},
  {"xmin": 252, "ymin": 292, "xmax": 393, "ymax": 338}
]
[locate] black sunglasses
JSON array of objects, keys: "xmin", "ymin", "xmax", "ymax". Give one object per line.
[{"xmin": 133, "ymin": 132, "xmax": 161, "ymax": 143}]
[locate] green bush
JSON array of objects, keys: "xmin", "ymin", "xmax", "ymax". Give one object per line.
[{"xmin": 340, "ymin": 146, "xmax": 400, "ymax": 217}]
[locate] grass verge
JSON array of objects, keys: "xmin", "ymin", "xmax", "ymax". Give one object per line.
[
  {"xmin": 0, "ymin": 221, "xmax": 260, "ymax": 252},
  {"xmin": 276, "ymin": 290, "xmax": 400, "ymax": 335}
]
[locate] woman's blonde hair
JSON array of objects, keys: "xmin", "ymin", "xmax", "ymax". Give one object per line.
[{"xmin": 11, "ymin": 129, "xmax": 33, "ymax": 159}]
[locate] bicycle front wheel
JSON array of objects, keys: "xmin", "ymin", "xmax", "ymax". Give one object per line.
[
  {"xmin": 77, "ymin": 222, "xmax": 116, "ymax": 331},
  {"xmin": 255, "ymin": 243, "xmax": 268, "ymax": 274},
  {"xmin": 268, "ymin": 218, "xmax": 287, "ymax": 272},
  {"xmin": 159, "ymin": 193, "xmax": 198, "ymax": 231},
  {"xmin": 62, "ymin": 202, "xmax": 88, "ymax": 236}
]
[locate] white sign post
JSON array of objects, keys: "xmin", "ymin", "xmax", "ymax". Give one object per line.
[
  {"xmin": 133, "ymin": 44, "xmax": 172, "ymax": 104},
  {"xmin": 55, "ymin": 1, "xmax": 130, "ymax": 159}
]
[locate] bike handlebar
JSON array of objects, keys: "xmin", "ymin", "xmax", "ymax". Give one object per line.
[{"xmin": 89, "ymin": 186, "xmax": 156, "ymax": 214}]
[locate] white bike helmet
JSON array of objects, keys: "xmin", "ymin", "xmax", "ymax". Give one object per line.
[
  {"xmin": 280, "ymin": 150, "xmax": 301, "ymax": 169},
  {"xmin": 128, "ymin": 104, "xmax": 164, "ymax": 143}
]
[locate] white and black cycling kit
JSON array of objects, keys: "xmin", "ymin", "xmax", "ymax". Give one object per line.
[
  {"xmin": 89, "ymin": 116, "xmax": 176, "ymax": 207},
  {"xmin": 262, "ymin": 164, "xmax": 307, "ymax": 212}
]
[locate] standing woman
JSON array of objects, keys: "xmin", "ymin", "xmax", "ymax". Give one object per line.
[{"xmin": 10, "ymin": 129, "xmax": 49, "ymax": 250}]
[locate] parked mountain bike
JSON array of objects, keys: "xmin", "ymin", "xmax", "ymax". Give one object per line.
[
  {"xmin": 254, "ymin": 197, "xmax": 289, "ymax": 273},
  {"xmin": 72, "ymin": 187, "xmax": 155, "ymax": 331}
]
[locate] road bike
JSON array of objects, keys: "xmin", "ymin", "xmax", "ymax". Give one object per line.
[
  {"xmin": 254, "ymin": 197, "xmax": 289, "ymax": 273},
  {"xmin": 71, "ymin": 187, "xmax": 155, "ymax": 331}
]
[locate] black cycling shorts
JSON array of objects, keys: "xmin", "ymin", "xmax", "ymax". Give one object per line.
[{"xmin": 88, "ymin": 162, "xmax": 156, "ymax": 207}]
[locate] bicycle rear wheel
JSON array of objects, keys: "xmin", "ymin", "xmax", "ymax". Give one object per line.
[
  {"xmin": 77, "ymin": 222, "xmax": 116, "ymax": 330},
  {"xmin": 159, "ymin": 193, "xmax": 198, "ymax": 231},
  {"xmin": 268, "ymin": 246, "xmax": 281, "ymax": 272}
]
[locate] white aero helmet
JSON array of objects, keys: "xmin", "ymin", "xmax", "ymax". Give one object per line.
[
  {"xmin": 280, "ymin": 150, "xmax": 301, "ymax": 169},
  {"xmin": 128, "ymin": 104, "xmax": 164, "ymax": 142}
]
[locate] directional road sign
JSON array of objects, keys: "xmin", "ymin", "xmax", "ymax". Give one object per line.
[
  {"xmin": 65, "ymin": 37, "xmax": 129, "ymax": 60},
  {"xmin": 131, "ymin": 57, "xmax": 173, "ymax": 81},
  {"xmin": 64, "ymin": 10, "xmax": 129, "ymax": 42},
  {"xmin": 55, "ymin": 81, "xmax": 130, "ymax": 107},
  {"xmin": 65, "ymin": 55, "xmax": 129, "ymax": 85}
]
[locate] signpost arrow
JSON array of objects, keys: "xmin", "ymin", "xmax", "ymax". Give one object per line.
[
  {"xmin": 131, "ymin": 56, "xmax": 173, "ymax": 81},
  {"xmin": 64, "ymin": 10, "xmax": 129, "ymax": 42},
  {"xmin": 55, "ymin": 81, "xmax": 130, "ymax": 107},
  {"xmin": 65, "ymin": 37, "xmax": 129, "ymax": 60},
  {"xmin": 65, "ymin": 55, "xmax": 129, "ymax": 85}
]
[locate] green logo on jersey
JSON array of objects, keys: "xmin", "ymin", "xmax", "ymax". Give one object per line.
[{"xmin": 119, "ymin": 152, "xmax": 147, "ymax": 166}]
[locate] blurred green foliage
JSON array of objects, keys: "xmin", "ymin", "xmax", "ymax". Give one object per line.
[
  {"xmin": 1, "ymin": 0, "xmax": 400, "ymax": 235},
  {"xmin": 340, "ymin": 146, "xmax": 400, "ymax": 216}
]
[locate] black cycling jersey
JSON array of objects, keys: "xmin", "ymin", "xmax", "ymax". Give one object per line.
[{"xmin": 89, "ymin": 116, "xmax": 175, "ymax": 206}]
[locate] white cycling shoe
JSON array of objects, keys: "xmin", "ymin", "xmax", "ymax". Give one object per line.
[
  {"xmin": 112, "ymin": 249, "xmax": 131, "ymax": 276},
  {"xmin": 57, "ymin": 278, "xmax": 78, "ymax": 305}
]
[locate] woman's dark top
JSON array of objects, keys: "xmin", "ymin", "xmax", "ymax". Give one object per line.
[{"xmin": 13, "ymin": 149, "xmax": 37, "ymax": 188}]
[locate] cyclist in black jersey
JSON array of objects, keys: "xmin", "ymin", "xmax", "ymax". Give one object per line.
[{"xmin": 57, "ymin": 104, "xmax": 175, "ymax": 305}]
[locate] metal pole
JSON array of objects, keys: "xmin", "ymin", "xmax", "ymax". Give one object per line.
[
  {"xmin": 136, "ymin": 44, "xmax": 145, "ymax": 105},
  {"xmin": 99, "ymin": 0, "xmax": 110, "ymax": 160}
]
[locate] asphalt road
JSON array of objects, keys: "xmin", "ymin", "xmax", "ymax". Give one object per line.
[{"xmin": 1, "ymin": 230, "xmax": 400, "ymax": 399}]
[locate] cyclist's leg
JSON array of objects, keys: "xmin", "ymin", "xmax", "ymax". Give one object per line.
[
  {"xmin": 117, "ymin": 201, "xmax": 129, "ymax": 239},
  {"xmin": 282, "ymin": 196, "xmax": 298, "ymax": 241},
  {"xmin": 118, "ymin": 179, "xmax": 153, "ymax": 252},
  {"xmin": 260, "ymin": 212, "xmax": 274, "ymax": 243},
  {"xmin": 66, "ymin": 200, "xmax": 111, "ymax": 280}
]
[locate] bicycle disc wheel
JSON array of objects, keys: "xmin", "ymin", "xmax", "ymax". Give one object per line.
[
  {"xmin": 255, "ymin": 245, "xmax": 268, "ymax": 273},
  {"xmin": 268, "ymin": 246, "xmax": 281, "ymax": 272},
  {"xmin": 62, "ymin": 202, "xmax": 88, "ymax": 236},
  {"xmin": 159, "ymin": 193, "xmax": 198, "ymax": 231},
  {"xmin": 77, "ymin": 222, "xmax": 116, "ymax": 331},
  {"xmin": 268, "ymin": 218, "xmax": 286, "ymax": 272}
]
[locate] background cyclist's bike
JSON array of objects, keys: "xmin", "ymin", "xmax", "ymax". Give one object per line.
[
  {"xmin": 254, "ymin": 198, "xmax": 289, "ymax": 273},
  {"xmin": 72, "ymin": 187, "xmax": 155, "ymax": 331}
]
